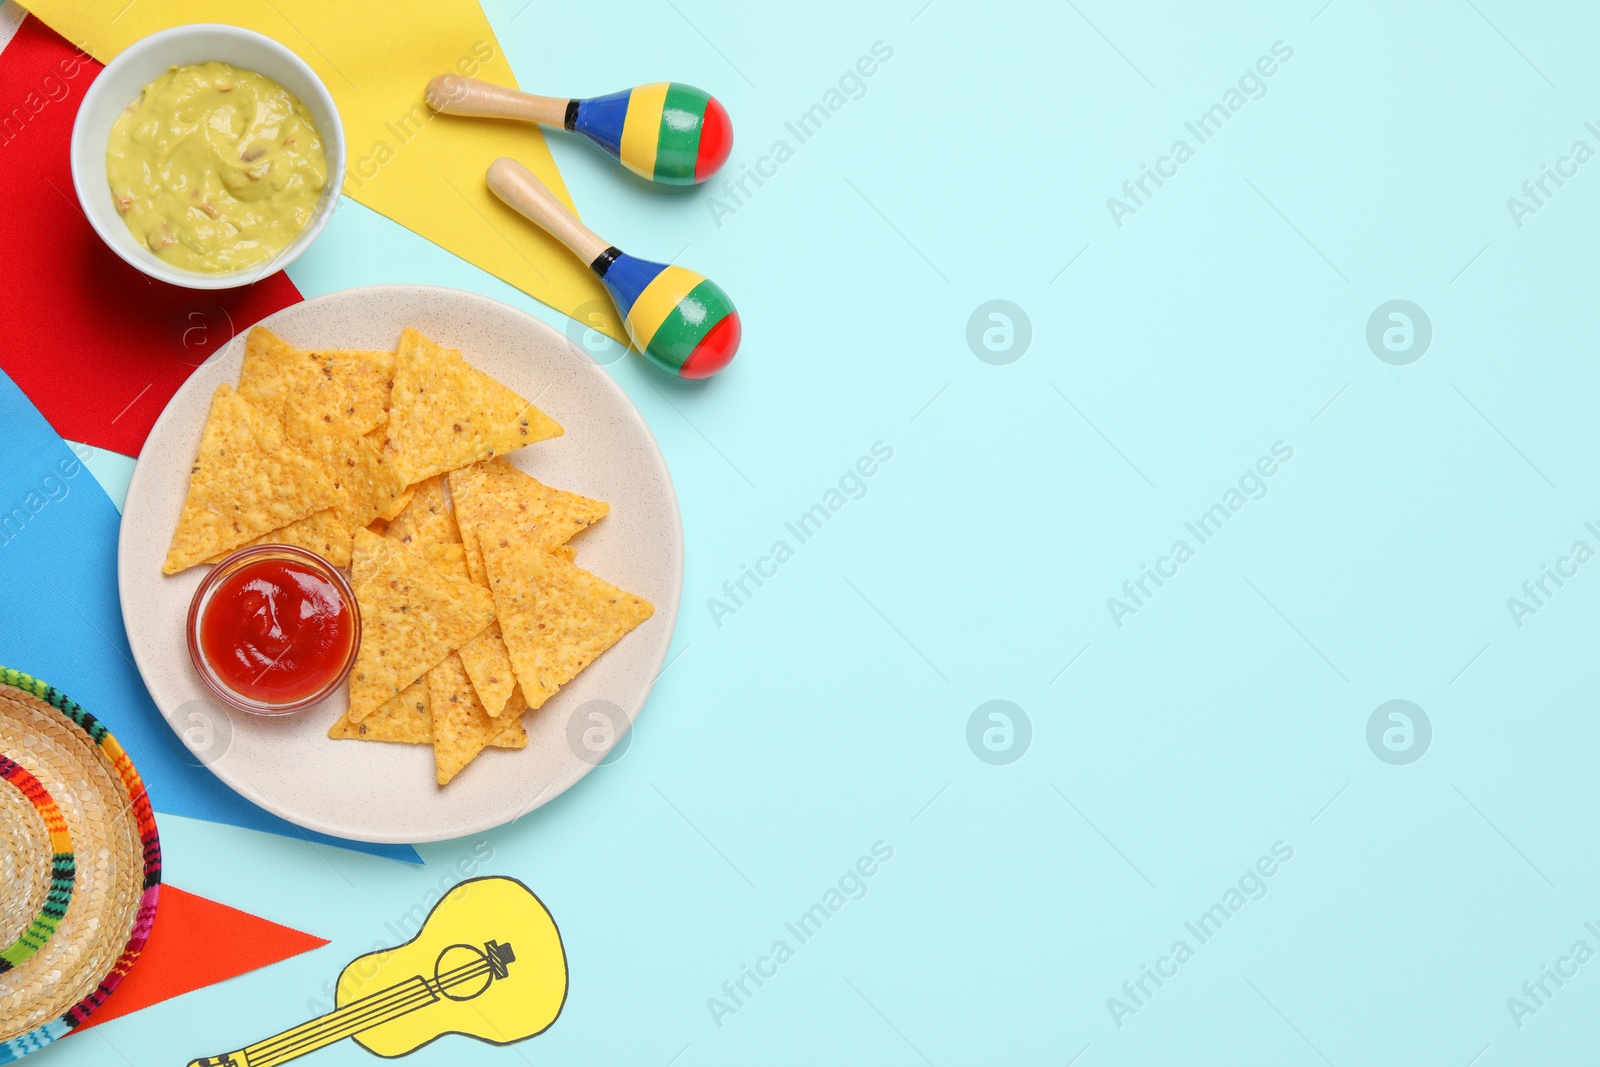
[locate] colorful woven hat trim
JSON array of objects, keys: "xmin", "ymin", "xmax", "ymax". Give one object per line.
[
  {"xmin": 0, "ymin": 754, "xmax": 74, "ymax": 973},
  {"xmin": 0, "ymin": 668, "xmax": 161, "ymax": 1063}
]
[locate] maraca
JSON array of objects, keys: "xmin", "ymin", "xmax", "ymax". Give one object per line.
[
  {"xmin": 428, "ymin": 76, "xmax": 732, "ymax": 186},
  {"xmin": 486, "ymin": 158, "xmax": 740, "ymax": 379}
]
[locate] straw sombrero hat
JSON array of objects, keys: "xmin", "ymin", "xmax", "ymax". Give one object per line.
[{"xmin": 0, "ymin": 668, "xmax": 161, "ymax": 1061}]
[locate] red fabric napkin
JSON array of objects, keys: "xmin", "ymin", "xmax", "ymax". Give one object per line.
[{"xmin": 0, "ymin": 16, "xmax": 303, "ymax": 457}]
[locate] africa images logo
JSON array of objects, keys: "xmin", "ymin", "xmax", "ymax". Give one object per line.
[
  {"xmin": 1106, "ymin": 841, "xmax": 1295, "ymax": 1029},
  {"xmin": 1105, "ymin": 442, "xmax": 1294, "ymax": 628},
  {"xmin": 706, "ymin": 842, "xmax": 895, "ymax": 1029},
  {"xmin": 1106, "ymin": 41, "xmax": 1294, "ymax": 229}
]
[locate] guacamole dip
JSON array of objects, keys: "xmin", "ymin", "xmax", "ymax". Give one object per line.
[{"xmin": 107, "ymin": 62, "xmax": 327, "ymax": 273}]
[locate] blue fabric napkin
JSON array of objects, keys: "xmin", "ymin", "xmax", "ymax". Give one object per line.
[{"xmin": 0, "ymin": 368, "xmax": 418, "ymax": 863}]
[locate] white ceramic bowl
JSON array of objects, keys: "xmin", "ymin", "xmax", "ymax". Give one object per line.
[{"xmin": 70, "ymin": 24, "xmax": 346, "ymax": 290}]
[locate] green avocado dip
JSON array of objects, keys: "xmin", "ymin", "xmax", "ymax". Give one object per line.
[{"xmin": 107, "ymin": 61, "xmax": 327, "ymax": 273}]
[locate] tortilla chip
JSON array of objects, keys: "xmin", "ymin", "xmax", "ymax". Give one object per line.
[
  {"xmin": 332, "ymin": 434, "xmax": 410, "ymax": 528},
  {"xmin": 386, "ymin": 475, "xmax": 457, "ymax": 552},
  {"xmin": 305, "ymin": 348, "xmax": 395, "ymax": 436},
  {"xmin": 377, "ymin": 484, "xmax": 416, "ymax": 522},
  {"xmin": 498, "ymin": 716, "xmax": 529, "ymax": 748},
  {"xmin": 424, "ymin": 542, "xmax": 469, "ymax": 579},
  {"xmin": 418, "ymin": 540, "xmax": 517, "ymax": 717},
  {"xmin": 449, "ymin": 465, "xmax": 597, "ymax": 590},
  {"xmin": 495, "ymin": 703, "xmax": 529, "ymax": 747},
  {"xmin": 163, "ymin": 385, "xmax": 336, "ymax": 574},
  {"xmin": 328, "ymin": 674, "xmax": 522, "ymax": 748},
  {"xmin": 239, "ymin": 328, "xmax": 358, "ymax": 459},
  {"xmin": 239, "ymin": 328, "xmax": 394, "ymax": 435},
  {"xmin": 217, "ymin": 432, "xmax": 405, "ymax": 567},
  {"xmin": 328, "ymin": 677, "xmax": 433, "ymax": 743},
  {"xmin": 454, "ymin": 489, "xmax": 490, "ymax": 586},
  {"xmin": 479, "ymin": 516, "xmax": 654, "ymax": 710},
  {"xmin": 428, "ymin": 471, "xmax": 508, "ymax": 717},
  {"xmin": 209, "ymin": 508, "xmax": 346, "ymax": 563},
  {"xmin": 450, "ymin": 459, "xmax": 607, "ymax": 570},
  {"xmin": 552, "ymin": 544, "xmax": 576, "ymax": 563},
  {"xmin": 458, "ymin": 621, "xmax": 518, "ymax": 718},
  {"xmin": 430, "ymin": 652, "xmax": 528, "ymax": 785},
  {"xmin": 424, "ymin": 529, "xmax": 508, "ymax": 718},
  {"xmin": 385, "ymin": 486, "xmax": 521, "ymax": 716},
  {"xmin": 383, "ymin": 328, "xmax": 562, "ymax": 484},
  {"xmin": 347, "ymin": 529, "xmax": 495, "ymax": 721},
  {"xmin": 237, "ymin": 327, "xmax": 312, "ymax": 415},
  {"xmin": 229, "ymin": 327, "xmax": 407, "ymax": 563}
]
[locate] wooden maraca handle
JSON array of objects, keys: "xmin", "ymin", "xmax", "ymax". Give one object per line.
[
  {"xmin": 425, "ymin": 75, "xmax": 568, "ymax": 127},
  {"xmin": 485, "ymin": 158, "xmax": 611, "ymax": 266}
]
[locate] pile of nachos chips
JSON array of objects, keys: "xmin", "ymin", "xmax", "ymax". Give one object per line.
[{"xmin": 163, "ymin": 325, "xmax": 654, "ymax": 783}]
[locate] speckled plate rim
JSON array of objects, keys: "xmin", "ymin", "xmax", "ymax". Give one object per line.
[{"xmin": 115, "ymin": 285, "xmax": 683, "ymax": 844}]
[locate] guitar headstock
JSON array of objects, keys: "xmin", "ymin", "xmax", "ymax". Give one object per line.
[
  {"xmin": 486, "ymin": 939, "xmax": 515, "ymax": 979},
  {"xmin": 186, "ymin": 1054, "xmax": 245, "ymax": 1067}
]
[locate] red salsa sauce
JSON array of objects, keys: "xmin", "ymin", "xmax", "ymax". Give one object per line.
[{"xmin": 199, "ymin": 558, "xmax": 354, "ymax": 704}]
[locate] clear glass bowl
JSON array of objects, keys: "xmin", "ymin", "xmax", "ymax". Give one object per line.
[{"xmin": 186, "ymin": 543, "xmax": 360, "ymax": 715}]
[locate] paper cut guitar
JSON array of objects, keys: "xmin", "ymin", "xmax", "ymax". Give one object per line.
[{"xmin": 186, "ymin": 877, "xmax": 566, "ymax": 1065}]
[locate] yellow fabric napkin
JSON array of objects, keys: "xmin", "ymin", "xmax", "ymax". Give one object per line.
[{"xmin": 26, "ymin": 0, "xmax": 620, "ymax": 336}]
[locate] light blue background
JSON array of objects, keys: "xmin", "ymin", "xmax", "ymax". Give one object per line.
[{"xmin": 41, "ymin": 0, "xmax": 1600, "ymax": 1064}]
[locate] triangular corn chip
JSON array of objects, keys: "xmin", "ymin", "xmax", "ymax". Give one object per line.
[
  {"xmin": 381, "ymin": 493, "xmax": 514, "ymax": 720},
  {"xmin": 329, "ymin": 677, "xmax": 432, "ymax": 743},
  {"xmin": 377, "ymin": 483, "xmax": 416, "ymax": 522},
  {"xmin": 217, "ymin": 508, "xmax": 349, "ymax": 565},
  {"xmin": 385, "ymin": 474, "xmax": 456, "ymax": 551},
  {"xmin": 386, "ymin": 492, "xmax": 518, "ymax": 721},
  {"xmin": 479, "ymin": 516, "xmax": 654, "ymax": 710},
  {"xmin": 231, "ymin": 326, "xmax": 407, "ymax": 564},
  {"xmin": 391, "ymin": 494, "xmax": 521, "ymax": 721},
  {"xmin": 328, "ymin": 675, "xmax": 523, "ymax": 748},
  {"xmin": 458, "ymin": 621, "xmax": 517, "ymax": 718},
  {"xmin": 424, "ymin": 542, "xmax": 469, "ymax": 579},
  {"xmin": 328, "ymin": 434, "xmax": 410, "ymax": 532},
  {"xmin": 236, "ymin": 327, "xmax": 317, "ymax": 417},
  {"xmin": 347, "ymin": 529, "xmax": 495, "ymax": 721},
  {"xmin": 429, "ymin": 542, "xmax": 567, "ymax": 579},
  {"xmin": 217, "ymin": 432, "xmax": 406, "ymax": 567},
  {"xmin": 238, "ymin": 327, "xmax": 365, "ymax": 464},
  {"xmin": 422, "ymin": 522, "xmax": 517, "ymax": 718},
  {"xmin": 450, "ymin": 459, "xmax": 607, "ymax": 570},
  {"xmin": 430, "ymin": 652, "xmax": 529, "ymax": 785},
  {"xmin": 383, "ymin": 328, "xmax": 562, "ymax": 484},
  {"xmin": 305, "ymin": 347, "xmax": 395, "ymax": 436},
  {"xmin": 163, "ymin": 385, "xmax": 336, "ymax": 574}
]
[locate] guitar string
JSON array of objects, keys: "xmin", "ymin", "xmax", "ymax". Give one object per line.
[
  {"xmin": 249, "ymin": 961, "xmax": 493, "ymax": 1066},
  {"xmin": 249, "ymin": 983, "xmax": 446, "ymax": 1067},
  {"xmin": 249, "ymin": 962, "xmax": 493, "ymax": 1067},
  {"xmin": 247, "ymin": 958, "xmax": 496, "ymax": 1065}
]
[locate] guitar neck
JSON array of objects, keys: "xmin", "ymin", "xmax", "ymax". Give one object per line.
[{"xmin": 189, "ymin": 975, "xmax": 438, "ymax": 1067}]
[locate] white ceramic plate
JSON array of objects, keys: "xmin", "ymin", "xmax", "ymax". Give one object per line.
[{"xmin": 117, "ymin": 285, "xmax": 683, "ymax": 843}]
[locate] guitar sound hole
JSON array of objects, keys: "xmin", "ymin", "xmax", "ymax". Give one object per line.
[{"xmin": 435, "ymin": 943, "xmax": 494, "ymax": 1002}]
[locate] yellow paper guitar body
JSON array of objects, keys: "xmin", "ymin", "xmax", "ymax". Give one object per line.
[{"xmin": 187, "ymin": 877, "xmax": 566, "ymax": 1067}]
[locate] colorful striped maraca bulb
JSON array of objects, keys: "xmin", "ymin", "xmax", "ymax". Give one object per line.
[
  {"xmin": 427, "ymin": 76, "xmax": 732, "ymax": 185},
  {"xmin": 485, "ymin": 158, "xmax": 740, "ymax": 379},
  {"xmin": 568, "ymin": 83, "xmax": 731, "ymax": 185},
  {"xmin": 593, "ymin": 249, "xmax": 740, "ymax": 378}
]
